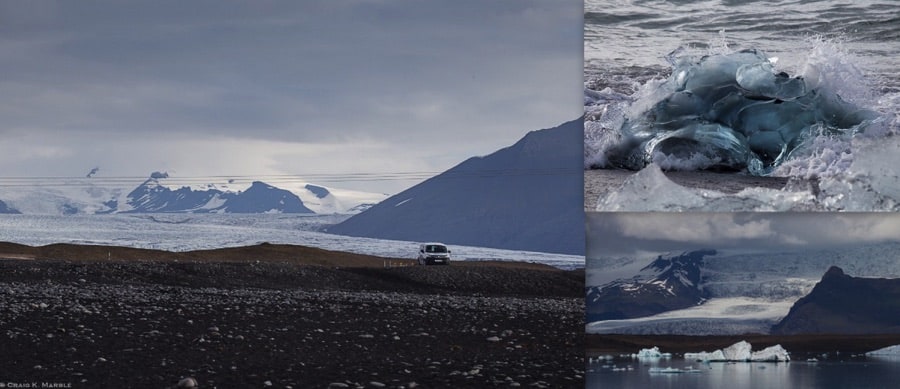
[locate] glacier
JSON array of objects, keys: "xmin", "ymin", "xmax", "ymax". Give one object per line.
[
  {"xmin": 597, "ymin": 48, "xmax": 878, "ymax": 175},
  {"xmin": 0, "ymin": 214, "xmax": 584, "ymax": 269}
]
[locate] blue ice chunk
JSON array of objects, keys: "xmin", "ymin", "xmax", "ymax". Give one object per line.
[
  {"xmin": 604, "ymin": 48, "xmax": 878, "ymax": 174},
  {"xmin": 736, "ymin": 62, "xmax": 807, "ymax": 100}
]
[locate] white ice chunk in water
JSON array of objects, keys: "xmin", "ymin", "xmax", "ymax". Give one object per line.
[
  {"xmin": 649, "ymin": 366, "xmax": 701, "ymax": 374},
  {"xmin": 685, "ymin": 341, "xmax": 789, "ymax": 362},
  {"xmin": 751, "ymin": 344, "xmax": 791, "ymax": 362},
  {"xmin": 632, "ymin": 346, "xmax": 672, "ymax": 359},
  {"xmin": 722, "ymin": 340, "xmax": 753, "ymax": 361},
  {"xmin": 866, "ymin": 345, "xmax": 900, "ymax": 361},
  {"xmin": 685, "ymin": 349, "xmax": 727, "ymax": 362}
]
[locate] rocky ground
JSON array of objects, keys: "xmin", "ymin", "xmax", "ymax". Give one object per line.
[{"xmin": 0, "ymin": 243, "xmax": 584, "ymax": 388}]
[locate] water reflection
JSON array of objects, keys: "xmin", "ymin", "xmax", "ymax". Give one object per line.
[{"xmin": 587, "ymin": 356, "xmax": 900, "ymax": 389}]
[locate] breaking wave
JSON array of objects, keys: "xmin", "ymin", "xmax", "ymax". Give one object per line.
[{"xmin": 585, "ymin": 39, "xmax": 896, "ymax": 179}]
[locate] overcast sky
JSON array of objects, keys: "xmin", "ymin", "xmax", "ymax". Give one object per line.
[
  {"xmin": 588, "ymin": 213, "xmax": 900, "ymax": 259},
  {"xmin": 0, "ymin": 0, "xmax": 582, "ymax": 193}
]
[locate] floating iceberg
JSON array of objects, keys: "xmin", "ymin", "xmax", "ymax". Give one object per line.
[
  {"xmin": 649, "ymin": 366, "xmax": 702, "ymax": 374},
  {"xmin": 751, "ymin": 345, "xmax": 792, "ymax": 362},
  {"xmin": 685, "ymin": 341, "xmax": 790, "ymax": 362},
  {"xmin": 602, "ymin": 48, "xmax": 878, "ymax": 175},
  {"xmin": 632, "ymin": 346, "xmax": 673, "ymax": 359},
  {"xmin": 866, "ymin": 345, "xmax": 900, "ymax": 361}
]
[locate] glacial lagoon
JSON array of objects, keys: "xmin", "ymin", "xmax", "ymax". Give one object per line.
[{"xmin": 587, "ymin": 354, "xmax": 900, "ymax": 389}]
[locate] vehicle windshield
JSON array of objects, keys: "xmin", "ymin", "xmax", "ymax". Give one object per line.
[{"xmin": 425, "ymin": 245, "xmax": 447, "ymax": 253}]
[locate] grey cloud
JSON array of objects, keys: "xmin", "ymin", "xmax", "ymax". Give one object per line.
[
  {"xmin": 0, "ymin": 1, "xmax": 580, "ymax": 140},
  {"xmin": 0, "ymin": 1, "xmax": 582, "ymax": 193},
  {"xmin": 588, "ymin": 213, "xmax": 900, "ymax": 258}
]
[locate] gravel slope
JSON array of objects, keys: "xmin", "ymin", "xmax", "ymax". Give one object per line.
[{"xmin": 0, "ymin": 244, "xmax": 583, "ymax": 388}]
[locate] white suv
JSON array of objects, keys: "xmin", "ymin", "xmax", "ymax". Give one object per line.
[{"xmin": 417, "ymin": 243, "xmax": 451, "ymax": 265}]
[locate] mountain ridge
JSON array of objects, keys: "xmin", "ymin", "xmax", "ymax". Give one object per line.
[
  {"xmin": 586, "ymin": 250, "xmax": 714, "ymax": 322},
  {"xmin": 772, "ymin": 266, "xmax": 900, "ymax": 335},
  {"xmin": 0, "ymin": 174, "xmax": 382, "ymax": 215},
  {"xmin": 326, "ymin": 118, "xmax": 585, "ymax": 256}
]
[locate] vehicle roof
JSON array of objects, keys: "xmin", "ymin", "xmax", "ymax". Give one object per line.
[{"xmin": 420, "ymin": 242, "xmax": 447, "ymax": 246}]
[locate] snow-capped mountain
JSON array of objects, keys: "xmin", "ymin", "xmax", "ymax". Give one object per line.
[
  {"xmin": 126, "ymin": 178, "xmax": 314, "ymax": 214},
  {"xmin": 0, "ymin": 172, "xmax": 384, "ymax": 215},
  {"xmin": 326, "ymin": 118, "xmax": 585, "ymax": 256},
  {"xmin": 586, "ymin": 250, "xmax": 714, "ymax": 322},
  {"xmin": 772, "ymin": 266, "xmax": 900, "ymax": 335}
]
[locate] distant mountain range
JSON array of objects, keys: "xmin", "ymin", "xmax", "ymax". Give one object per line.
[
  {"xmin": 0, "ymin": 118, "xmax": 585, "ymax": 256},
  {"xmin": 587, "ymin": 248, "xmax": 900, "ymax": 335},
  {"xmin": 327, "ymin": 118, "xmax": 584, "ymax": 256},
  {"xmin": 125, "ymin": 178, "xmax": 315, "ymax": 214},
  {"xmin": 0, "ymin": 173, "xmax": 386, "ymax": 215}
]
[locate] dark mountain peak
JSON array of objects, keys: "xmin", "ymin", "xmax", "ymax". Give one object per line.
[
  {"xmin": 823, "ymin": 266, "xmax": 847, "ymax": 279},
  {"xmin": 772, "ymin": 268, "xmax": 900, "ymax": 335},
  {"xmin": 642, "ymin": 249, "xmax": 715, "ymax": 285},
  {"xmin": 0, "ymin": 199, "xmax": 21, "ymax": 214},
  {"xmin": 219, "ymin": 181, "xmax": 314, "ymax": 214},
  {"xmin": 305, "ymin": 184, "xmax": 331, "ymax": 199},
  {"xmin": 586, "ymin": 249, "xmax": 715, "ymax": 322},
  {"xmin": 125, "ymin": 175, "xmax": 313, "ymax": 214},
  {"xmin": 246, "ymin": 181, "xmax": 274, "ymax": 191},
  {"xmin": 328, "ymin": 118, "xmax": 584, "ymax": 255}
]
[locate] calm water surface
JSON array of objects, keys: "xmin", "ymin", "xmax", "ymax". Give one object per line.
[{"xmin": 587, "ymin": 356, "xmax": 900, "ymax": 389}]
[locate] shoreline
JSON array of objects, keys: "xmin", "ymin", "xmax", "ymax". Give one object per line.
[{"xmin": 584, "ymin": 169, "xmax": 794, "ymax": 211}]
